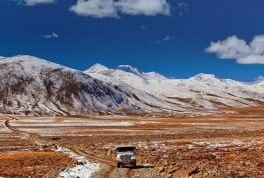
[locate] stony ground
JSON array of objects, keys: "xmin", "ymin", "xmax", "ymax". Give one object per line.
[{"xmin": 1, "ymin": 106, "xmax": 264, "ymax": 177}]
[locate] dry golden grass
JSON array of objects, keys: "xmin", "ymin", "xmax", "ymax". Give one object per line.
[{"xmin": 0, "ymin": 151, "xmax": 75, "ymax": 177}]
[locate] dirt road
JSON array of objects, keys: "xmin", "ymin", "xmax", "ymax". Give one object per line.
[
  {"xmin": 0, "ymin": 115, "xmax": 76, "ymax": 177},
  {"xmin": 2, "ymin": 115, "xmax": 160, "ymax": 178},
  {"xmin": 69, "ymin": 146, "xmax": 161, "ymax": 178}
]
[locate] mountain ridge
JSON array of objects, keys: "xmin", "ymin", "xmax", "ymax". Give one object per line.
[
  {"xmin": 0, "ymin": 55, "xmax": 263, "ymax": 116},
  {"xmin": 0, "ymin": 55, "xmax": 191, "ymax": 116},
  {"xmin": 85, "ymin": 63, "xmax": 264, "ymax": 110}
]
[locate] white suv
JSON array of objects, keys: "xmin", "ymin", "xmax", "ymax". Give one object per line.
[{"xmin": 116, "ymin": 146, "xmax": 137, "ymax": 168}]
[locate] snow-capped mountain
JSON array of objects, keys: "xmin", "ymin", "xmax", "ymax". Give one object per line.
[
  {"xmin": 251, "ymin": 81, "xmax": 264, "ymax": 93},
  {"xmin": 115, "ymin": 65, "xmax": 167, "ymax": 80},
  {"xmin": 0, "ymin": 55, "xmax": 188, "ymax": 116},
  {"xmin": 84, "ymin": 63, "xmax": 109, "ymax": 73},
  {"xmin": 85, "ymin": 64, "xmax": 264, "ymax": 110},
  {"xmin": 1, "ymin": 55, "xmax": 263, "ymax": 116},
  {"xmin": 116, "ymin": 65, "xmax": 144, "ymax": 77}
]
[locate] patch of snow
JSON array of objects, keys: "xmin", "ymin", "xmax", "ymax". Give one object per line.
[
  {"xmin": 187, "ymin": 144, "xmax": 193, "ymax": 149},
  {"xmin": 191, "ymin": 140, "xmax": 248, "ymax": 149},
  {"xmin": 10, "ymin": 119, "xmax": 56, "ymax": 123},
  {"xmin": 55, "ymin": 146, "xmax": 100, "ymax": 178},
  {"xmin": 11, "ymin": 120, "xmax": 134, "ymax": 127}
]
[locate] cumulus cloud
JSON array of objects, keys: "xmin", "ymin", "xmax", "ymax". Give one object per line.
[
  {"xmin": 206, "ymin": 35, "xmax": 264, "ymax": 64},
  {"xmin": 70, "ymin": 0, "xmax": 117, "ymax": 18},
  {"xmin": 16, "ymin": 0, "xmax": 55, "ymax": 6},
  {"xmin": 42, "ymin": 32, "xmax": 59, "ymax": 39},
  {"xmin": 70, "ymin": 0, "xmax": 171, "ymax": 18},
  {"xmin": 115, "ymin": 0, "xmax": 170, "ymax": 16}
]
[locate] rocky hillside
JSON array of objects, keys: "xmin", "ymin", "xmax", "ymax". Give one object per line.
[{"xmin": 0, "ymin": 55, "xmax": 187, "ymax": 116}]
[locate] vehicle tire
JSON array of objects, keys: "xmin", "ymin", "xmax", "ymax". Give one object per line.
[
  {"xmin": 117, "ymin": 162, "xmax": 121, "ymax": 168},
  {"xmin": 132, "ymin": 162, "xmax": 136, "ymax": 168}
]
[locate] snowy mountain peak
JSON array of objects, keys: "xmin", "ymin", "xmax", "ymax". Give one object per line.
[
  {"xmin": 146, "ymin": 72, "xmax": 167, "ymax": 80},
  {"xmin": 116, "ymin": 65, "xmax": 144, "ymax": 77},
  {"xmin": 190, "ymin": 73, "xmax": 217, "ymax": 81},
  {"xmin": 115, "ymin": 65, "xmax": 167, "ymax": 80},
  {"xmin": 0, "ymin": 55, "xmax": 63, "ymax": 69},
  {"xmin": 85, "ymin": 63, "xmax": 109, "ymax": 73}
]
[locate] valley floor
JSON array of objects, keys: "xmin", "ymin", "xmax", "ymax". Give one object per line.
[{"xmin": 1, "ymin": 106, "xmax": 264, "ymax": 177}]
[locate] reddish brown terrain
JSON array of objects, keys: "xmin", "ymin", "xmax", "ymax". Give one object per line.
[
  {"xmin": 0, "ymin": 115, "xmax": 76, "ymax": 178},
  {"xmin": 1, "ymin": 106, "xmax": 264, "ymax": 177}
]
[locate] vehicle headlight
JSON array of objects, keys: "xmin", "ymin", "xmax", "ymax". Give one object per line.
[{"xmin": 117, "ymin": 155, "xmax": 121, "ymax": 160}]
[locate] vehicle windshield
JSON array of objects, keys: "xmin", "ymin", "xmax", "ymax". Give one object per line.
[{"xmin": 116, "ymin": 147, "xmax": 135, "ymax": 152}]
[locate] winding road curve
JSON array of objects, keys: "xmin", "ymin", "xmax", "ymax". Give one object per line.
[{"xmin": 2, "ymin": 115, "xmax": 135, "ymax": 178}]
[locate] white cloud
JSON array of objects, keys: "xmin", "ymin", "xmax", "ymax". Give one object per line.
[
  {"xmin": 42, "ymin": 32, "xmax": 59, "ymax": 39},
  {"xmin": 116, "ymin": 0, "xmax": 170, "ymax": 16},
  {"xmin": 70, "ymin": 0, "xmax": 117, "ymax": 18},
  {"xmin": 16, "ymin": 0, "xmax": 55, "ymax": 6},
  {"xmin": 70, "ymin": 0, "xmax": 171, "ymax": 18},
  {"xmin": 206, "ymin": 35, "xmax": 264, "ymax": 64}
]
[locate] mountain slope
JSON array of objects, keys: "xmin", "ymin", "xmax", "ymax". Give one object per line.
[
  {"xmin": 1, "ymin": 56, "xmax": 263, "ymax": 116},
  {"xmin": 115, "ymin": 65, "xmax": 167, "ymax": 80},
  {"xmin": 85, "ymin": 64, "xmax": 264, "ymax": 110},
  {"xmin": 0, "ymin": 55, "xmax": 187, "ymax": 116},
  {"xmin": 251, "ymin": 81, "xmax": 264, "ymax": 93}
]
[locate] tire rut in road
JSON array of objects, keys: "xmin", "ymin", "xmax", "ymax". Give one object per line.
[
  {"xmin": 4, "ymin": 115, "xmax": 43, "ymax": 141},
  {"xmin": 69, "ymin": 147, "xmax": 136, "ymax": 178},
  {"xmin": 3, "ymin": 116, "xmax": 19, "ymax": 133},
  {"xmin": 104, "ymin": 166, "xmax": 115, "ymax": 178},
  {"xmin": 69, "ymin": 147, "xmax": 115, "ymax": 166},
  {"xmin": 127, "ymin": 168, "xmax": 133, "ymax": 178},
  {"xmin": 109, "ymin": 168, "xmax": 131, "ymax": 178},
  {"xmin": 68, "ymin": 147, "xmax": 119, "ymax": 178}
]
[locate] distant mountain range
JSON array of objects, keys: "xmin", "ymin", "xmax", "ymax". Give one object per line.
[{"xmin": 0, "ymin": 55, "xmax": 264, "ymax": 116}]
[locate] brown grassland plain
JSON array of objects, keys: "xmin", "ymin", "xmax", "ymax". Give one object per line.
[{"xmin": 0, "ymin": 106, "xmax": 264, "ymax": 177}]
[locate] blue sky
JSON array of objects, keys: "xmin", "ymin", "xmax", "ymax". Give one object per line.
[{"xmin": 1, "ymin": 0, "xmax": 264, "ymax": 81}]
